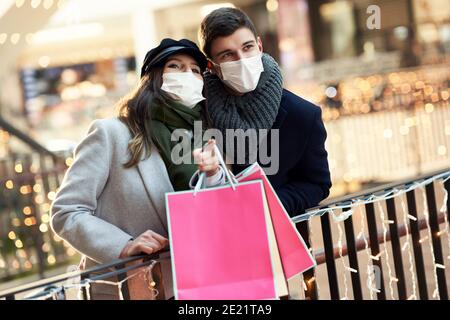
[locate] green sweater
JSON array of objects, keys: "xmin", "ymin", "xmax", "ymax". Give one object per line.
[{"xmin": 150, "ymin": 101, "xmax": 204, "ymax": 191}]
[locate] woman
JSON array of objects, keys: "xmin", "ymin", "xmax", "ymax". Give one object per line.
[
  {"xmin": 50, "ymin": 39, "xmax": 220, "ymax": 300},
  {"xmin": 143, "ymin": 38, "xmax": 224, "ymax": 191}
]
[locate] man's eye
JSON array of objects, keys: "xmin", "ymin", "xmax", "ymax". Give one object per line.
[
  {"xmin": 244, "ymin": 44, "xmax": 254, "ymax": 51},
  {"xmin": 192, "ymin": 69, "xmax": 201, "ymax": 74}
]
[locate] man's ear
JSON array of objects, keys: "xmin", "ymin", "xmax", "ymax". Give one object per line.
[
  {"xmin": 207, "ymin": 60, "xmax": 215, "ymax": 74},
  {"xmin": 208, "ymin": 59, "xmax": 222, "ymax": 78},
  {"xmin": 257, "ymin": 36, "xmax": 264, "ymax": 53}
]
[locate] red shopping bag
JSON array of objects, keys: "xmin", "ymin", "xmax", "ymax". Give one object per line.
[
  {"xmin": 166, "ymin": 180, "xmax": 284, "ymax": 300},
  {"xmin": 235, "ymin": 163, "xmax": 316, "ymax": 279}
]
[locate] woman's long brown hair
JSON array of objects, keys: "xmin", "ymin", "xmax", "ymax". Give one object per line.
[
  {"xmin": 117, "ymin": 66, "xmax": 169, "ymax": 168},
  {"xmin": 117, "ymin": 65, "xmax": 211, "ymax": 168}
]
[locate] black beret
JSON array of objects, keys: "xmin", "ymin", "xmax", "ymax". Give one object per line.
[{"xmin": 140, "ymin": 38, "xmax": 207, "ymax": 78}]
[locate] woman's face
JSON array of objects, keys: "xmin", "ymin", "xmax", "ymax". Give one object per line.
[{"xmin": 163, "ymin": 53, "xmax": 203, "ymax": 80}]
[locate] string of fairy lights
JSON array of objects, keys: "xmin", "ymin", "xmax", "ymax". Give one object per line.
[
  {"xmin": 0, "ymin": 0, "xmax": 132, "ymax": 68},
  {"xmin": 7, "ymin": 169, "xmax": 447, "ymax": 300},
  {"xmin": 399, "ymin": 195, "xmax": 418, "ymax": 300},
  {"xmin": 334, "ymin": 215, "xmax": 350, "ymax": 300},
  {"xmin": 356, "ymin": 206, "xmax": 379, "ymax": 299},
  {"xmin": 377, "ymin": 201, "xmax": 396, "ymax": 299},
  {"xmin": 1, "ymin": 0, "xmax": 63, "ymax": 50},
  {"xmin": 302, "ymin": 219, "xmax": 317, "ymax": 299},
  {"xmin": 22, "ymin": 260, "xmax": 160, "ymax": 300},
  {"xmin": 1, "ymin": 138, "xmax": 449, "ymax": 300},
  {"xmin": 440, "ymin": 179, "xmax": 450, "ymax": 262},
  {"xmin": 1, "ymin": 104, "xmax": 449, "ymax": 299},
  {"xmin": 0, "ymin": 151, "xmax": 74, "ymax": 279},
  {"xmin": 79, "ymin": 260, "xmax": 159, "ymax": 301},
  {"xmin": 296, "ymin": 170, "xmax": 450, "ymax": 300},
  {"xmin": 420, "ymin": 187, "xmax": 442, "ymax": 299},
  {"xmin": 316, "ymin": 64, "xmax": 450, "ymax": 193}
]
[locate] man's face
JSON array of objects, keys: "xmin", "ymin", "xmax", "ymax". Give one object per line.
[{"xmin": 209, "ymin": 27, "xmax": 263, "ymax": 76}]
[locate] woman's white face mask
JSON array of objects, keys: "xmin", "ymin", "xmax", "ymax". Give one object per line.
[
  {"xmin": 217, "ymin": 53, "xmax": 264, "ymax": 94},
  {"xmin": 161, "ymin": 72, "xmax": 205, "ymax": 108}
]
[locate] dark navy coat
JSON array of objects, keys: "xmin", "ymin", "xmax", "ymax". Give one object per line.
[{"xmin": 232, "ymin": 89, "xmax": 332, "ymax": 217}]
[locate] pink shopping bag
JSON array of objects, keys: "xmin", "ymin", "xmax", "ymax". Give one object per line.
[
  {"xmin": 166, "ymin": 180, "xmax": 281, "ymax": 300},
  {"xmin": 235, "ymin": 163, "xmax": 316, "ymax": 279}
]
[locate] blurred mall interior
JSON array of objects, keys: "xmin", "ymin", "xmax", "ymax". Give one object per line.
[{"xmin": 0, "ymin": 0, "xmax": 449, "ymax": 287}]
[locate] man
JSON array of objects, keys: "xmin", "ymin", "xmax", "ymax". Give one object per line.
[{"xmin": 199, "ymin": 7, "xmax": 332, "ymax": 217}]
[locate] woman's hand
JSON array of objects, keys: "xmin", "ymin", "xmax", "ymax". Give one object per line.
[
  {"xmin": 119, "ymin": 230, "xmax": 169, "ymax": 258},
  {"xmin": 193, "ymin": 139, "xmax": 220, "ymax": 177}
]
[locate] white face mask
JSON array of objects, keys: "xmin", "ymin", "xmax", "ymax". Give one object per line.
[
  {"xmin": 161, "ymin": 72, "xmax": 205, "ymax": 108},
  {"xmin": 218, "ymin": 53, "xmax": 264, "ymax": 93}
]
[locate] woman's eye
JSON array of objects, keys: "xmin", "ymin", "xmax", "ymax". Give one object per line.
[
  {"xmin": 168, "ymin": 63, "xmax": 180, "ymax": 69},
  {"xmin": 192, "ymin": 68, "xmax": 201, "ymax": 74}
]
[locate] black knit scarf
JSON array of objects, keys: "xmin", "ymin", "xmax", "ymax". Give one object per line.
[{"xmin": 204, "ymin": 53, "xmax": 283, "ymax": 163}]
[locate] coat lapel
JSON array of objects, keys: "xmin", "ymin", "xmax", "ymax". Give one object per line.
[
  {"xmin": 136, "ymin": 147, "xmax": 174, "ymax": 232},
  {"xmin": 271, "ymin": 102, "xmax": 288, "ymax": 130}
]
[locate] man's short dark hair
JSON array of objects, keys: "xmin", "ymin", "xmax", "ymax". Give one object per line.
[{"xmin": 200, "ymin": 7, "xmax": 258, "ymax": 58}]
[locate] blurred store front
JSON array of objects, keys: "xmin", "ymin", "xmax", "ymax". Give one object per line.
[{"xmin": 1, "ymin": 0, "xmax": 447, "ymax": 171}]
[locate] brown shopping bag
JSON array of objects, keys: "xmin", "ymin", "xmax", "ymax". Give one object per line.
[{"xmin": 125, "ymin": 251, "xmax": 173, "ymax": 300}]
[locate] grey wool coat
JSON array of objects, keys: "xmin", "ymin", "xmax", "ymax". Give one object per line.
[{"xmin": 50, "ymin": 118, "xmax": 175, "ymax": 299}]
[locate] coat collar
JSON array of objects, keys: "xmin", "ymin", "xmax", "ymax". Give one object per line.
[
  {"xmin": 136, "ymin": 147, "xmax": 174, "ymax": 232},
  {"xmin": 271, "ymin": 92, "xmax": 288, "ymax": 129}
]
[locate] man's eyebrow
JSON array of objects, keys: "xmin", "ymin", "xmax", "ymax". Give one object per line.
[
  {"xmin": 214, "ymin": 40, "xmax": 256, "ymax": 58},
  {"xmin": 215, "ymin": 49, "xmax": 233, "ymax": 58},
  {"xmin": 242, "ymin": 40, "xmax": 256, "ymax": 47}
]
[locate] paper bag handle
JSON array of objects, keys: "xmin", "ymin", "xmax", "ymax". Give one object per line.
[{"xmin": 194, "ymin": 144, "xmax": 237, "ymax": 195}]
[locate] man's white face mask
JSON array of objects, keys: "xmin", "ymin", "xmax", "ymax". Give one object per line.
[
  {"xmin": 161, "ymin": 72, "xmax": 205, "ymax": 108},
  {"xmin": 217, "ymin": 53, "xmax": 264, "ymax": 94}
]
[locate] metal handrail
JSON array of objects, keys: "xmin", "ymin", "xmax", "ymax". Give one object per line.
[
  {"xmin": 0, "ymin": 249, "xmax": 170, "ymax": 299},
  {"xmin": 0, "ymin": 115, "xmax": 59, "ymax": 159},
  {"xmin": 2, "ymin": 167, "xmax": 449, "ymax": 300},
  {"xmin": 313, "ymin": 212, "xmax": 446, "ymax": 265},
  {"xmin": 297, "ymin": 166, "xmax": 450, "ymax": 300},
  {"xmin": 304, "ymin": 167, "xmax": 450, "ymax": 212}
]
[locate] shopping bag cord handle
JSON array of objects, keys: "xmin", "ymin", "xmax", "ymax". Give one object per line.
[{"xmin": 194, "ymin": 144, "xmax": 237, "ymax": 195}]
